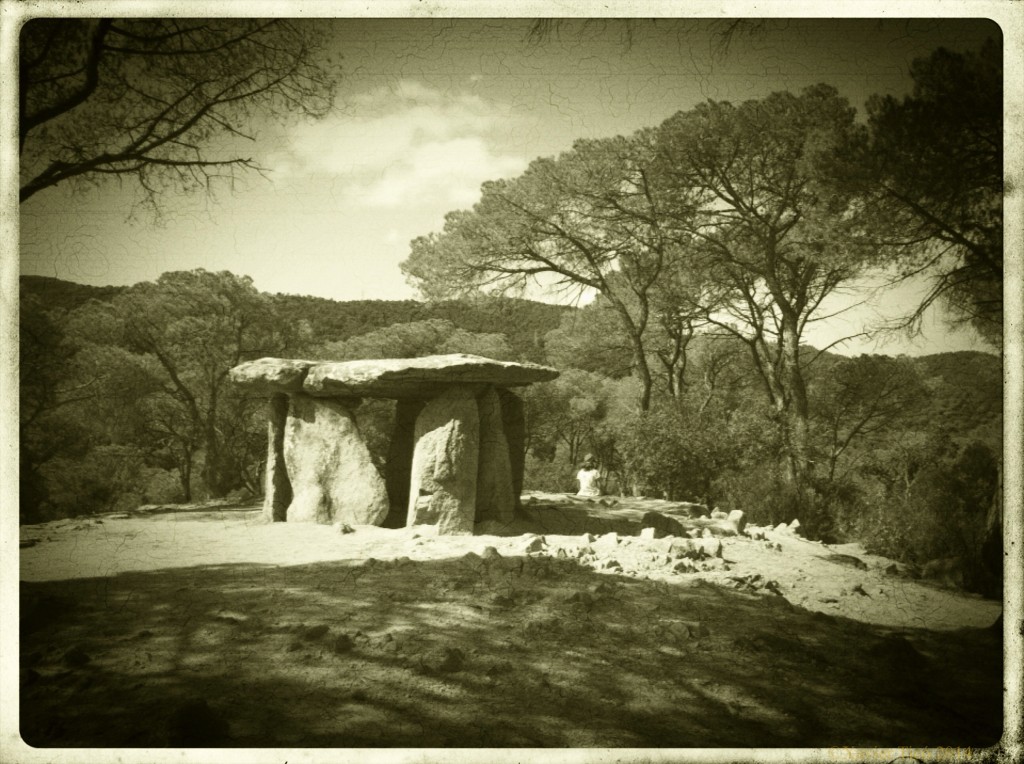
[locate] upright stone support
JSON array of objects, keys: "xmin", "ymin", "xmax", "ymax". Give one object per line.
[
  {"xmin": 264, "ymin": 393, "xmax": 292, "ymax": 522},
  {"xmin": 284, "ymin": 394, "xmax": 389, "ymax": 525},
  {"xmin": 383, "ymin": 399, "xmax": 424, "ymax": 528},
  {"xmin": 408, "ymin": 387, "xmax": 479, "ymax": 535},
  {"xmin": 498, "ymin": 388, "xmax": 526, "ymax": 511},
  {"xmin": 230, "ymin": 354, "xmax": 559, "ymax": 533},
  {"xmin": 476, "ymin": 387, "xmax": 515, "ymax": 524}
]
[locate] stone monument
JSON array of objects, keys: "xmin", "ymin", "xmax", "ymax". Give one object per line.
[{"xmin": 229, "ymin": 354, "xmax": 558, "ymax": 534}]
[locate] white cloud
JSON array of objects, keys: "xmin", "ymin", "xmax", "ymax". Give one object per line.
[{"xmin": 274, "ymin": 80, "xmax": 526, "ymax": 209}]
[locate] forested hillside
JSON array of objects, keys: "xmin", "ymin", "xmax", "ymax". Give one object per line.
[{"xmin": 19, "ymin": 271, "xmax": 1002, "ymax": 598}]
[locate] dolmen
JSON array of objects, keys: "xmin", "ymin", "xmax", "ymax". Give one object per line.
[{"xmin": 230, "ymin": 354, "xmax": 559, "ymax": 535}]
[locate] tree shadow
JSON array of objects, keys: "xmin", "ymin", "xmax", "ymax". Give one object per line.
[{"xmin": 20, "ymin": 553, "xmax": 1002, "ymax": 748}]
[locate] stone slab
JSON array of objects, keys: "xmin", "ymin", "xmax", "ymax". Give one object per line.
[{"xmin": 232, "ymin": 354, "xmax": 558, "ymax": 398}]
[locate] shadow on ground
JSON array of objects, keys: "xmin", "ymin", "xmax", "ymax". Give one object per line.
[{"xmin": 20, "ymin": 552, "xmax": 1002, "ymax": 748}]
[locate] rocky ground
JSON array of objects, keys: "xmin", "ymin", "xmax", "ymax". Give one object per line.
[{"xmin": 17, "ymin": 494, "xmax": 1004, "ymax": 752}]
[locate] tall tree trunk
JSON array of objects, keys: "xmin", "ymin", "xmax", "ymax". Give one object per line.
[{"xmin": 779, "ymin": 318, "xmax": 810, "ymax": 484}]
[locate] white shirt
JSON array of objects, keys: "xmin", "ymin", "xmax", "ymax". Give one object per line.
[{"xmin": 576, "ymin": 468, "xmax": 601, "ymax": 497}]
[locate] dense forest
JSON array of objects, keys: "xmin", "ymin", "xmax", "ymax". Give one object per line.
[{"xmin": 18, "ymin": 39, "xmax": 1003, "ymax": 599}]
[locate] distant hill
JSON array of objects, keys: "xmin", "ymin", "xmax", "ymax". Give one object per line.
[
  {"xmin": 19, "ymin": 277, "xmax": 1002, "ymax": 447},
  {"xmin": 910, "ymin": 351, "xmax": 1003, "ymax": 449},
  {"xmin": 270, "ymin": 293, "xmax": 571, "ymax": 363},
  {"xmin": 19, "ymin": 275, "xmax": 572, "ymax": 364},
  {"xmin": 20, "ymin": 275, "xmax": 124, "ymax": 311}
]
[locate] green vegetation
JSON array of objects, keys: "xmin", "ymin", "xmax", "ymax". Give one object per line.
[{"xmin": 19, "ymin": 40, "xmax": 1002, "ymax": 597}]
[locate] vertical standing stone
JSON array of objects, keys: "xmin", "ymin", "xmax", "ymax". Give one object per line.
[
  {"xmin": 476, "ymin": 387, "xmax": 515, "ymax": 523},
  {"xmin": 497, "ymin": 388, "xmax": 526, "ymax": 511},
  {"xmin": 283, "ymin": 394, "xmax": 389, "ymax": 525},
  {"xmin": 408, "ymin": 387, "xmax": 480, "ymax": 534},
  {"xmin": 264, "ymin": 393, "xmax": 292, "ymax": 522},
  {"xmin": 383, "ymin": 399, "xmax": 424, "ymax": 528}
]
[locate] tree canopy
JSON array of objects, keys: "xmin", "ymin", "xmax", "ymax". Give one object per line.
[
  {"xmin": 19, "ymin": 18, "xmax": 339, "ymax": 208},
  {"xmin": 858, "ymin": 40, "xmax": 1002, "ymax": 344}
]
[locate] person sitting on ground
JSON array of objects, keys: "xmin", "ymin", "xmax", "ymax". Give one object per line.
[{"xmin": 576, "ymin": 455, "xmax": 602, "ymax": 497}]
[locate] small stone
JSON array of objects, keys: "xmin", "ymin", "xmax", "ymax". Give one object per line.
[
  {"xmin": 338, "ymin": 523, "xmax": 355, "ymax": 534},
  {"xmin": 595, "ymin": 532, "xmax": 620, "ymax": 548},
  {"xmin": 481, "ymin": 546, "xmax": 502, "ymax": 561},
  {"xmin": 789, "ymin": 518, "xmax": 801, "ymax": 531},
  {"xmin": 699, "ymin": 538, "xmax": 723, "ymax": 558},
  {"xmin": 522, "ymin": 535, "xmax": 545, "ymax": 553},
  {"xmin": 701, "ymin": 528, "xmax": 713, "ymax": 538},
  {"xmin": 727, "ymin": 510, "xmax": 746, "ymax": 534},
  {"xmin": 601, "ymin": 559, "xmax": 623, "ymax": 571},
  {"xmin": 639, "ymin": 527, "xmax": 658, "ymax": 541}
]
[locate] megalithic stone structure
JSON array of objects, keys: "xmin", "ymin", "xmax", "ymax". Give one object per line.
[{"xmin": 229, "ymin": 354, "xmax": 558, "ymax": 534}]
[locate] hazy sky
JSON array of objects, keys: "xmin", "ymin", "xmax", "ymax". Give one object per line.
[{"xmin": 18, "ymin": 16, "xmax": 1002, "ymax": 356}]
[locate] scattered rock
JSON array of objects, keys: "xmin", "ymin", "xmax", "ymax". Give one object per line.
[
  {"xmin": 673, "ymin": 559, "xmax": 696, "ymax": 574},
  {"xmin": 727, "ymin": 509, "xmax": 746, "ymax": 534},
  {"xmin": 639, "ymin": 511, "xmax": 686, "ymax": 539},
  {"xmin": 481, "ymin": 546, "xmax": 502, "ymax": 561},
  {"xmin": 601, "ymin": 559, "xmax": 623, "ymax": 572},
  {"xmin": 639, "ymin": 526, "xmax": 658, "ymax": 541},
  {"xmin": 595, "ymin": 532, "xmax": 620, "ymax": 548},
  {"xmin": 698, "ymin": 538, "xmax": 723, "ymax": 559},
  {"xmin": 338, "ymin": 523, "xmax": 356, "ymax": 534},
  {"xmin": 522, "ymin": 535, "xmax": 546, "ymax": 553}
]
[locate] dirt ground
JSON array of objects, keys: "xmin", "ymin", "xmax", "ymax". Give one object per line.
[{"xmin": 17, "ymin": 494, "xmax": 1004, "ymax": 751}]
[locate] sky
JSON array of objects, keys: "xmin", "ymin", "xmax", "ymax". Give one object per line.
[{"xmin": 16, "ymin": 15, "xmax": 1005, "ymax": 357}]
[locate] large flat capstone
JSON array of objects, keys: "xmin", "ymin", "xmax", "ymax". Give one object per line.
[{"xmin": 231, "ymin": 354, "xmax": 558, "ymax": 399}]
